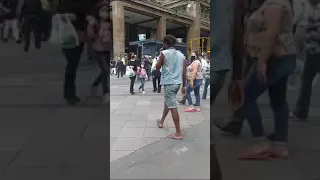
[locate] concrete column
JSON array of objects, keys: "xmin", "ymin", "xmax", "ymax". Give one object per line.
[
  {"xmin": 186, "ymin": 1, "xmax": 201, "ymax": 53},
  {"xmin": 157, "ymin": 17, "xmax": 166, "ymax": 40},
  {"xmin": 111, "ymin": 1, "xmax": 125, "ymax": 59}
]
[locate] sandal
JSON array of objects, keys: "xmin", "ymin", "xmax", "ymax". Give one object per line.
[
  {"xmin": 167, "ymin": 133, "xmax": 183, "ymax": 140},
  {"xmin": 194, "ymin": 108, "xmax": 201, "ymax": 112},
  {"xmin": 238, "ymin": 145, "xmax": 271, "ymax": 160},
  {"xmin": 156, "ymin": 119, "xmax": 163, "ymax": 128},
  {"xmin": 184, "ymin": 107, "xmax": 196, "ymax": 112}
]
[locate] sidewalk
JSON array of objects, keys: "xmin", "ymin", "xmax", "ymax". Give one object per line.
[
  {"xmin": 0, "ymin": 42, "xmax": 109, "ymax": 179},
  {"xmin": 110, "ymin": 75, "xmax": 210, "ymax": 162},
  {"xmin": 111, "ymin": 79, "xmax": 320, "ymax": 180},
  {"xmin": 111, "ymin": 120, "xmax": 210, "ymax": 179}
]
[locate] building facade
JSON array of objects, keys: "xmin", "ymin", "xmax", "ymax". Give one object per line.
[{"xmin": 111, "ymin": 0, "xmax": 210, "ymax": 59}]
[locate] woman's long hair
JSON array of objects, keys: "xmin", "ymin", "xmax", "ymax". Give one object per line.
[{"xmin": 127, "ymin": 52, "xmax": 134, "ymax": 60}]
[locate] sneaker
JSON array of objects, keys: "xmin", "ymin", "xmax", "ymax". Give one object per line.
[
  {"xmin": 142, "ymin": 91, "xmax": 146, "ymax": 94},
  {"xmin": 16, "ymin": 39, "xmax": 22, "ymax": 44}
]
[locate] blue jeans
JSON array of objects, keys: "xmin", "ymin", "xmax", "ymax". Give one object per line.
[
  {"xmin": 235, "ymin": 55, "xmax": 296, "ymax": 142},
  {"xmin": 92, "ymin": 50, "xmax": 110, "ymax": 94},
  {"xmin": 139, "ymin": 78, "xmax": 145, "ymax": 91},
  {"xmin": 202, "ymin": 77, "xmax": 210, "ymax": 99},
  {"xmin": 186, "ymin": 79, "xmax": 202, "ymax": 106}
]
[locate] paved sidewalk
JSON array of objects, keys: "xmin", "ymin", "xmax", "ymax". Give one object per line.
[
  {"xmin": 111, "ymin": 78, "xmax": 320, "ymax": 180},
  {"xmin": 0, "ymin": 42, "xmax": 109, "ymax": 179},
  {"xmin": 110, "ymin": 75, "xmax": 210, "ymax": 162}
]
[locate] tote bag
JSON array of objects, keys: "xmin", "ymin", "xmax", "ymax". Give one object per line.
[
  {"xmin": 50, "ymin": 14, "xmax": 79, "ymax": 48},
  {"xmin": 125, "ymin": 66, "xmax": 135, "ymax": 77},
  {"xmin": 59, "ymin": 14, "xmax": 79, "ymax": 49}
]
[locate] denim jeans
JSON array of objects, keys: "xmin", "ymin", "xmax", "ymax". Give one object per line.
[
  {"xmin": 92, "ymin": 51, "xmax": 110, "ymax": 95},
  {"xmin": 202, "ymin": 77, "xmax": 210, "ymax": 99},
  {"xmin": 235, "ymin": 55, "xmax": 296, "ymax": 142},
  {"xmin": 186, "ymin": 79, "xmax": 202, "ymax": 106},
  {"xmin": 139, "ymin": 78, "xmax": 145, "ymax": 91},
  {"xmin": 294, "ymin": 53, "xmax": 320, "ymax": 118}
]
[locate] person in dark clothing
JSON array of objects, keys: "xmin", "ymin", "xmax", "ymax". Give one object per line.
[
  {"xmin": 151, "ymin": 57, "xmax": 161, "ymax": 92},
  {"xmin": 20, "ymin": 0, "xmax": 42, "ymax": 52},
  {"xmin": 117, "ymin": 60, "xmax": 124, "ymax": 78},
  {"xmin": 127, "ymin": 52, "xmax": 138, "ymax": 95},
  {"xmin": 57, "ymin": 0, "xmax": 88, "ymax": 105},
  {"xmin": 39, "ymin": 0, "xmax": 52, "ymax": 41},
  {"xmin": 2, "ymin": 0, "xmax": 21, "ymax": 43}
]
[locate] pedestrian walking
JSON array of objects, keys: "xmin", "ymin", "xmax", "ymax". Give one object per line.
[
  {"xmin": 20, "ymin": 0, "xmax": 43, "ymax": 52},
  {"xmin": 39, "ymin": 0, "xmax": 52, "ymax": 41},
  {"xmin": 156, "ymin": 35, "xmax": 186, "ymax": 140},
  {"xmin": 184, "ymin": 51, "xmax": 203, "ymax": 112},
  {"xmin": 151, "ymin": 55, "xmax": 161, "ymax": 92},
  {"xmin": 137, "ymin": 62, "xmax": 147, "ymax": 94},
  {"xmin": 57, "ymin": 0, "xmax": 87, "ymax": 105},
  {"xmin": 1, "ymin": 0, "xmax": 21, "ymax": 44},
  {"xmin": 292, "ymin": 0, "xmax": 320, "ymax": 121},
  {"xmin": 202, "ymin": 52, "xmax": 210, "ymax": 100},
  {"xmin": 87, "ymin": 1, "xmax": 110, "ymax": 101},
  {"xmin": 178, "ymin": 53, "xmax": 196, "ymax": 105},
  {"xmin": 216, "ymin": 0, "xmax": 296, "ymax": 160},
  {"xmin": 117, "ymin": 60, "xmax": 124, "ymax": 78},
  {"xmin": 127, "ymin": 52, "xmax": 138, "ymax": 95}
]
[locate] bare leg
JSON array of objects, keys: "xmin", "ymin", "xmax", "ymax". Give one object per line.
[
  {"xmin": 170, "ymin": 108, "xmax": 182, "ymax": 136},
  {"xmin": 159, "ymin": 103, "xmax": 170, "ymax": 126}
]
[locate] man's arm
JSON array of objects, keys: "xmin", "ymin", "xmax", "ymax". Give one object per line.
[{"xmin": 156, "ymin": 52, "xmax": 164, "ymax": 70}]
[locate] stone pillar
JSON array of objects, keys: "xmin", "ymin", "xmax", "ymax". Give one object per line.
[
  {"xmin": 186, "ymin": 1, "xmax": 201, "ymax": 53},
  {"xmin": 157, "ymin": 17, "xmax": 166, "ymax": 40},
  {"xmin": 111, "ymin": 1, "xmax": 125, "ymax": 59}
]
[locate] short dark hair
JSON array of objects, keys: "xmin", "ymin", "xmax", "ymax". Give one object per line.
[{"xmin": 163, "ymin": 34, "xmax": 177, "ymax": 47}]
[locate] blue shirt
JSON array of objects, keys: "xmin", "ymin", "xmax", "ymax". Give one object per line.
[{"xmin": 160, "ymin": 48, "xmax": 185, "ymax": 85}]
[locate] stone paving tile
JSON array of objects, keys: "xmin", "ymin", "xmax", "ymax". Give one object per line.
[
  {"xmin": 140, "ymin": 137, "xmax": 161, "ymax": 147},
  {"xmin": 124, "ymin": 120, "xmax": 147, "ymax": 128},
  {"xmin": 112, "ymin": 138, "xmax": 142, "ymax": 151},
  {"xmin": 110, "ymin": 150, "xmax": 134, "ymax": 162},
  {"xmin": 118, "ymin": 128, "xmax": 145, "ymax": 138}
]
